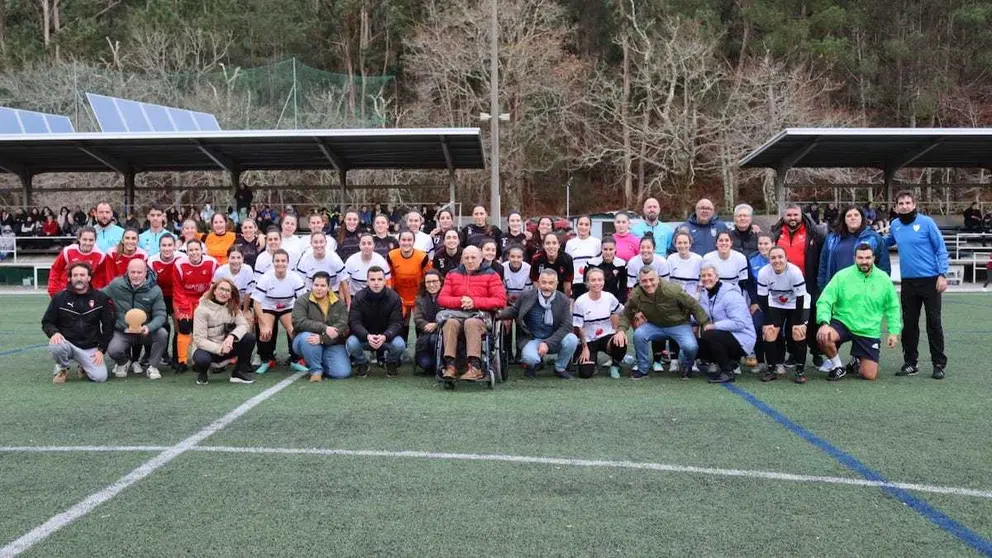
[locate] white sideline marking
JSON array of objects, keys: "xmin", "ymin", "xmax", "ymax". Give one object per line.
[
  {"xmin": 0, "ymin": 373, "xmax": 304, "ymax": 558},
  {"xmin": 3, "ymin": 442, "xmax": 990, "ymax": 501}
]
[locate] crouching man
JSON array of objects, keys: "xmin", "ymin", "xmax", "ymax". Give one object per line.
[{"xmin": 41, "ymin": 262, "xmax": 114, "ymax": 383}]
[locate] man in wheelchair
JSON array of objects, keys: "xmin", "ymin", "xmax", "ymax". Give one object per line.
[
  {"xmin": 436, "ymin": 246, "xmax": 507, "ymax": 381},
  {"xmin": 498, "ymin": 268, "xmax": 579, "ymax": 379}
]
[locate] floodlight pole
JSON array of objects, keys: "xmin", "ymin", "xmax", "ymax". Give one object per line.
[{"xmin": 488, "ymin": 0, "xmax": 501, "ymax": 226}]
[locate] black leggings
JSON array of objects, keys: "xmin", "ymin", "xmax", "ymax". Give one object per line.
[
  {"xmin": 192, "ymin": 333, "xmax": 256, "ymax": 373},
  {"xmin": 257, "ymin": 309, "xmax": 296, "ymax": 362},
  {"xmin": 575, "ymin": 335, "xmax": 627, "ymax": 378},
  {"xmin": 697, "ymin": 329, "xmax": 745, "ymax": 373}
]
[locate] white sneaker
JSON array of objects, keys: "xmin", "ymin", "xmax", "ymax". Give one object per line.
[
  {"xmin": 113, "ymin": 364, "xmax": 128, "ymax": 378},
  {"xmin": 130, "ymin": 361, "xmax": 143, "ymax": 375},
  {"xmin": 147, "ymin": 367, "xmax": 161, "ymax": 380},
  {"xmin": 691, "ymin": 362, "xmax": 700, "ymax": 373},
  {"xmin": 774, "ymin": 364, "xmax": 787, "ymax": 376},
  {"xmin": 983, "ymin": 287, "xmax": 989, "ymax": 292},
  {"xmin": 250, "ymin": 354, "xmax": 262, "ymax": 367},
  {"xmin": 668, "ymin": 360, "xmax": 679, "ymax": 373},
  {"xmin": 653, "ymin": 361, "xmax": 664, "ymax": 372},
  {"xmin": 818, "ymin": 361, "xmax": 834, "ymax": 373}
]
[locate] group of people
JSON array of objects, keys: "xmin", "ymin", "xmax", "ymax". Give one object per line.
[{"xmin": 40, "ymin": 189, "xmax": 950, "ymax": 387}]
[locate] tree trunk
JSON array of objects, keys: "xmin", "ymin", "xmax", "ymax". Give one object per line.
[
  {"xmin": 40, "ymin": 0, "xmax": 50, "ymax": 48},
  {"xmin": 0, "ymin": 0, "xmax": 7, "ymax": 56},
  {"xmin": 637, "ymin": 86, "xmax": 653, "ymax": 203},
  {"xmin": 621, "ymin": 33, "xmax": 633, "ymax": 207}
]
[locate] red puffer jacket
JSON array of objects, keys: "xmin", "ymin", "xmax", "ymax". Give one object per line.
[{"xmin": 437, "ymin": 264, "xmax": 506, "ymax": 311}]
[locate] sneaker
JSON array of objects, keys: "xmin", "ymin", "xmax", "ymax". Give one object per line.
[
  {"xmin": 845, "ymin": 357, "xmax": 860, "ymax": 375},
  {"xmin": 812, "ymin": 354, "xmax": 825, "ymax": 368},
  {"xmin": 460, "ymin": 364, "xmax": 484, "ymax": 381},
  {"xmin": 290, "ymin": 361, "xmax": 309, "ymax": 373},
  {"xmin": 385, "ymin": 363, "xmax": 400, "ymax": 378},
  {"xmin": 680, "ymin": 367, "xmax": 691, "ymax": 380},
  {"xmin": 354, "ymin": 362, "xmax": 370, "ymax": 378},
  {"xmin": 554, "ymin": 370, "xmax": 574, "ymax": 380},
  {"xmin": 932, "ymin": 366, "xmax": 946, "ymax": 380},
  {"xmin": 667, "ymin": 361, "xmax": 678, "ymax": 373},
  {"xmin": 112, "ymin": 363, "xmax": 128, "ymax": 378},
  {"xmin": 751, "ymin": 363, "xmax": 768, "ymax": 374},
  {"xmin": 622, "ymin": 355, "xmax": 636, "ymax": 367},
  {"xmin": 655, "ymin": 361, "xmax": 665, "ymax": 372},
  {"xmin": 230, "ymin": 370, "xmax": 254, "ymax": 384},
  {"xmin": 793, "ymin": 368, "xmax": 807, "ymax": 384},
  {"xmin": 255, "ymin": 360, "xmax": 272, "ymax": 375},
  {"xmin": 827, "ymin": 367, "xmax": 846, "ymax": 381},
  {"xmin": 708, "ymin": 372, "xmax": 733, "ymax": 384},
  {"xmin": 130, "ymin": 361, "xmax": 143, "ymax": 375},
  {"xmin": 731, "ymin": 366, "xmax": 742, "ymax": 376},
  {"xmin": 896, "ymin": 363, "xmax": 919, "ymax": 377},
  {"xmin": 309, "ymin": 373, "xmax": 322, "ymax": 383},
  {"xmin": 196, "ymin": 369, "xmax": 209, "ymax": 385},
  {"xmin": 174, "ymin": 363, "xmax": 188, "ymax": 374},
  {"xmin": 609, "ymin": 365, "xmax": 621, "ymax": 379},
  {"xmin": 53, "ymin": 366, "xmax": 69, "ymax": 385},
  {"xmin": 250, "ymin": 354, "xmax": 262, "ymax": 367},
  {"xmin": 147, "ymin": 367, "xmax": 162, "ymax": 380},
  {"xmin": 818, "ymin": 360, "xmax": 835, "ymax": 373},
  {"xmin": 761, "ymin": 364, "xmax": 786, "ymax": 382},
  {"xmin": 523, "ymin": 366, "xmax": 536, "ymax": 379},
  {"xmin": 631, "ymin": 371, "xmax": 650, "ymax": 381}
]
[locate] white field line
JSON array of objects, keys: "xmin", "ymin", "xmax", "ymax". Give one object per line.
[
  {"xmin": 0, "ymin": 373, "xmax": 304, "ymax": 558},
  {"xmin": 3, "ymin": 442, "xmax": 990, "ymax": 501}
]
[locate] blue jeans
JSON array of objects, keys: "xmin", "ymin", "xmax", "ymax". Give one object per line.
[
  {"xmin": 520, "ymin": 333, "xmax": 579, "ymax": 372},
  {"xmin": 292, "ymin": 333, "xmax": 351, "ymax": 379},
  {"xmin": 346, "ymin": 335, "xmax": 406, "ymax": 364},
  {"xmin": 633, "ymin": 323, "xmax": 697, "ymax": 373}
]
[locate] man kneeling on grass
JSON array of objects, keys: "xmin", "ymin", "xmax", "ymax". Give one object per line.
[
  {"xmin": 497, "ymin": 268, "xmax": 577, "ymax": 379},
  {"xmin": 42, "ymin": 262, "xmax": 115, "ymax": 383},
  {"xmin": 815, "ymin": 243, "xmax": 902, "ymax": 381},
  {"xmin": 105, "ymin": 259, "xmax": 168, "ymax": 380},
  {"xmin": 346, "ymin": 266, "xmax": 406, "ymax": 377},
  {"xmin": 190, "ymin": 278, "xmax": 257, "ymax": 386},
  {"xmin": 292, "ymin": 271, "xmax": 350, "ymax": 382}
]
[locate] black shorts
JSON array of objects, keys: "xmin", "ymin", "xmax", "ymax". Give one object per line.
[
  {"xmin": 831, "ymin": 320, "xmax": 880, "ymax": 363},
  {"xmin": 262, "ymin": 308, "xmax": 293, "ymax": 318},
  {"xmin": 764, "ymin": 307, "xmax": 803, "ymax": 328},
  {"xmin": 163, "ymin": 295, "xmax": 174, "ymax": 317}
]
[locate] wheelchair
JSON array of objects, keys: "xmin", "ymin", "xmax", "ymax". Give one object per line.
[{"xmin": 433, "ymin": 312, "xmax": 508, "ymax": 390}]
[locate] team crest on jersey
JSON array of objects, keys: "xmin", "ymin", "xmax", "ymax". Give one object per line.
[
  {"xmin": 913, "ymin": 224, "xmax": 920, "ymax": 232},
  {"xmin": 89, "ymin": 300, "xmax": 94, "ymax": 308},
  {"xmin": 710, "ymin": 229, "xmax": 717, "ymax": 237},
  {"xmin": 778, "ymin": 295, "xmax": 789, "ymax": 303}
]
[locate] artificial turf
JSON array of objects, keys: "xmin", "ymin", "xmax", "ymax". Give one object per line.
[{"xmin": 1, "ymin": 293, "xmax": 989, "ymax": 556}]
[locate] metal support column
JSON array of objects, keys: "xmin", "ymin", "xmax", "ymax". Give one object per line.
[
  {"xmin": 123, "ymin": 173, "xmax": 136, "ymax": 216},
  {"xmin": 20, "ymin": 173, "xmax": 33, "ymax": 208},
  {"xmin": 774, "ymin": 169, "xmax": 786, "ymax": 215},
  {"xmin": 448, "ymin": 168, "xmax": 457, "ymax": 210},
  {"xmin": 339, "ymin": 169, "xmax": 348, "ymax": 209}
]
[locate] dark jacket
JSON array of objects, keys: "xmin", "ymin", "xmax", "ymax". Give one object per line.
[
  {"xmin": 730, "ymin": 226, "xmax": 759, "ymax": 258},
  {"xmin": 413, "ymin": 293, "xmax": 441, "ymax": 354},
  {"xmin": 770, "ymin": 213, "xmax": 826, "ymax": 294},
  {"xmin": 818, "ymin": 227, "xmax": 891, "ymax": 289},
  {"xmin": 348, "ymin": 287, "xmax": 405, "ymax": 341},
  {"xmin": 103, "ymin": 276, "xmax": 167, "ymax": 333},
  {"xmin": 497, "ymin": 289, "xmax": 572, "ymax": 352},
  {"xmin": 42, "ymin": 287, "xmax": 115, "ymax": 351},
  {"xmin": 292, "ymin": 291, "xmax": 349, "ymax": 345},
  {"xmin": 679, "ymin": 213, "xmax": 730, "ymax": 256}
]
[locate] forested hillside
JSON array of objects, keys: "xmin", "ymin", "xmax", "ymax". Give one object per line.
[{"xmin": 1, "ymin": 0, "xmax": 991, "ymax": 214}]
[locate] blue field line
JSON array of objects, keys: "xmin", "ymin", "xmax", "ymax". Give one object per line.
[
  {"xmin": 0, "ymin": 343, "xmax": 47, "ymax": 357},
  {"xmin": 723, "ymin": 383, "xmax": 992, "ymax": 557}
]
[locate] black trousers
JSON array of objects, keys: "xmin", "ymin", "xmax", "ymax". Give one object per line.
[
  {"xmin": 900, "ymin": 277, "xmax": 947, "ymax": 367},
  {"xmin": 698, "ymin": 329, "xmax": 745, "ymax": 373},
  {"xmin": 574, "ymin": 335, "xmax": 627, "ymax": 378},
  {"xmin": 192, "ymin": 333, "xmax": 256, "ymax": 373},
  {"xmin": 763, "ymin": 307, "xmax": 807, "ymax": 367}
]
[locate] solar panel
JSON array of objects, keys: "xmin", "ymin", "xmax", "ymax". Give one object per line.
[
  {"xmin": 86, "ymin": 93, "xmax": 221, "ymax": 133},
  {"xmin": 0, "ymin": 107, "xmax": 76, "ymax": 134}
]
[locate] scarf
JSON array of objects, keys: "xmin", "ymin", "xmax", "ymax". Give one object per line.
[
  {"xmin": 898, "ymin": 209, "xmax": 917, "ymax": 225},
  {"xmin": 706, "ymin": 281, "xmax": 722, "ymax": 300},
  {"xmin": 537, "ymin": 290, "xmax": 556, "ymax": 326}
]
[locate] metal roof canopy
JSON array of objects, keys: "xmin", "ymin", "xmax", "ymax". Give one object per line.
[
  {"xmin": 739, "ymin": 128, "xmax": 992, "ymax": 211},
  {"xmin": 0, "ymin": 127, "xmax": 486, "ymax": 212}
]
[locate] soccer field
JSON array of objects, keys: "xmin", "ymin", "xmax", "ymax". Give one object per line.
[{"xmin": 1, "ymin": 293, "xmax": 990, "ymax": 556}]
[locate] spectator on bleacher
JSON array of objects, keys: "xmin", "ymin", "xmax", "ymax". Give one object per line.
[
  {"xmin": 72, "ymin": 206, "xmax": 87, "ymax": 229},
  {"xmin": 124, "ymin": 212, "xmax": 141, "ymax": 231},
  {"xmin": 258, "ymin": 205, "xmax": 277, "ymax": 231},
  {"xmin": 729, "ymin": 203, "xmax": 760, "ymax": 258},
  {"xmin": 983, "ymin": 211, "xmax": 992, "ymax": 234},
  {"xmin": 138, "ymin": 205, "xmax": 169, "ymax": 256},
  {"xmin": 226, "ymin": 206, "xmax": 239, "ymax": 226},
  {"xmin": 346, "ymin": 265, "xmax": 406, "ymax": 378},
  {"xmin": 631, "ymin": 198, "xmax": 674, "ymax": 255},
  {"xmin": 200, "ymin": 204, "xmax": 214, "ymax": 224},
  {"xmin": 769, "ymin": 203, "xmax": 826, "ymax": 375},
  {"xmin": 809, "ymin": 203, "xmax": 821, "ymax": 224},
  {"xmin": 57, "ymin": 207, "xmax": 71, "ymax": 230},
  {"xmin": 964, "ymin": 202, "xmax": 983, "ymax": 232},
  {"xmin": 93, "ymin": 202, "xmax": 124, "ymax": 253},
  {"xmin": 616, "ymin": 266, "xmax": 709, "ymax": 380},
  {"xmin": 18, "ymin": 214, "xmax": 36, "ymax": 236},
  {"xmin": 885, "ymin": 191, "xmax": 949, "ymax": 379},
  {"xmin": 819, "ymin": 205, "xmax": 891, "ymax": 291},
  {"xmin": 696, "ymin": 262, "xmax": 755, "ymax": 384},
  {"xmin": 102, "ymin": 228, "xmax": 147, "ymax": 286},
  {"xmin": 202, "ymin": 213, "xmax": 236, "ymax": 265},
  {"xmin": 372, "ymin": 214, "xmax": 399, "ymax": 259},
  {"xmin": 461, "ymin": 205, "xmax": 503, "ymax": 249},
  {"xmin": 863, "ymin": 202, "xmax": 877, "ymax": 225},
  {"xmin": 104, "ymin": 259, "xmax": 168, "ymax": 380},
  {"xmin": 233, "ymin": 218, "xmax": 263, "ymax": 269},
  {"xmin": 390, "ymin": 205, "xmax": 404, "ymax": 231},
  {"xmin": 190, "ymin": 277, "xmax": 257, "ymax": 386},
  {"xmin": 235, "ymin": 184, "xmax": 253, "ymax": 217},
  {"xmin": 42, "ymin": 262, "xmax": 114, "ymax": 384},
  {"xmin": 291, "ymin": 271, "xmax": 350, "ymax": 382},
  {"xmin": 328, "ymin": 205, "xmax": 341, "ymax": 236},
  {"xmin": 0, "ymin": 209, "xmax": 13, "ymax": 230},
  {"xmin": 359, "ymin": 205, "xmax": 372, "ymax": 227},
  {"xmin": 815, "ymin": 243, "xmax": 901, "ymax": 382},
  {"xmin": 48, "ymin": 227, "xmax": 107, "ymax": 297},
  {"xmin": 41, "ymin": 214, "xmax": 60, "ymax": 236},
  {"xmin": 337, "ymin": 210, "xmax": 362, "ymax": 261},
  {"xmin": 679, "ymin": 198, "xmax": 730, "ymax": 256}
]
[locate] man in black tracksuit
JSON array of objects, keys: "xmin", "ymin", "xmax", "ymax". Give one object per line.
[{"xmin": 41, "ymin": 262, "xmax": 115, "ymax": 383}]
